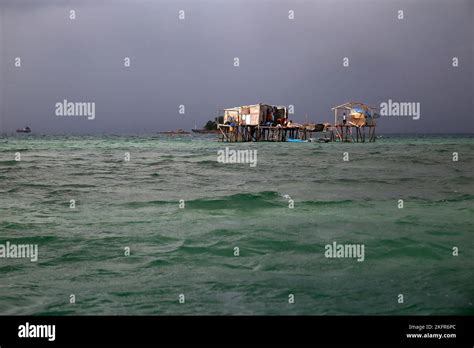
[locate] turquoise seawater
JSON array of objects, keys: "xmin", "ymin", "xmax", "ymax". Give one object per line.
[{"xmin": 0, "ymin": 134, "xmax": 473, "ymax": 315}]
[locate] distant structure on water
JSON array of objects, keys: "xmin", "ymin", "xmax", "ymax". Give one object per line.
[
  {"xmin": 330, "ymin": 102, "xmax": 380, "ymax": 142},
  {"xmin": 192, "ymin": 121, "xmax": 220, "ymax": 134},
  {"xmin": 158, "ymin": 129, "xmax": 190, "ymax": 135},
  {"xmin": 216, "ymin": 102, "xmax": 379, "ymax": 143},
  {"xmin": 16, "ymin": 126, "xmax": 31, "ymax": 133}
]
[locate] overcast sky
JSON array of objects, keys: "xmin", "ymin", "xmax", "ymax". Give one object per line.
[{"xmin": 0, "ymin": 0, "xmax": 472, "ymax": 134}]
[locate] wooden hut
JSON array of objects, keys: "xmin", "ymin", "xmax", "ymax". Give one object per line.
[{"xmin": 330, "ymin": 102, "xmax": 379, "ymax": 142}]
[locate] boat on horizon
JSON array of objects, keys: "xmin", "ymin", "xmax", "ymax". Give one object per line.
[{"xmin": 16, "ymin": 126, "xmax": 31, "ymax": 133}]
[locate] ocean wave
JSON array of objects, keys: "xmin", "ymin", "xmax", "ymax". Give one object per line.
[
  {"xmin": 372, "ymin": 240, "xmax": 444, "ymax": 260},
  {"xmin": 2, "ymin": 187, "xmax": 20, "ymax": 193},
  {"xmin": 0, "ymin": 148, "xmax": 29, "ymax": 153},
  {"xmin": 0, "ymin": 233, "xmax": 59, "ymax": 243},
  {"xmin": 435, "ymin": 194, "xmax": 474, "ymax": 203},
  {"xmin": 146, "ymin": 160, "xmax": 174, "ymax": 165},
  {"xmin": 120, "ymin": 191, "xmax": 282, "ymax": 210},
  {"xmin": 300, "ymin": 199, "xmax": 355, "ymax": 206},
  {"xmin": 406, "ymin": 194, "xmax": 474, "ymax": 204},
  {"xmin": 143, "ymin": 259, "xmax": 172, "ymax": 268},
  {"xmin": 46, "ymin": 189, "xmax": 79, "ymax": 196},
  {"xmin": 122, "ymin": 200, "xmax": 171, "ymax": 208},
  {"xmin": 57, "ymin": 183, "xmax": 97, "ymax": 188},
  {"xmin": 13, "ymin": 183, "xmax": 52, "ymax": 188},
  {"xmin": 0, "ymin": 265, "xmax": 25, "ymax": 274},
  {"xmin": 185, "ymin": 191, "xmax": 282, "ymax": 210},
  {"xmin": 0, "ymin": 160, "xmax": 18, "ymax": 166},
  {"xmin": 119, "ymin": 192, "xmax": 363, "ymax": 211}
]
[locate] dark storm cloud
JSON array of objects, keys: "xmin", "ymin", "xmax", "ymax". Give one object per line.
[{"xmin": 0, "ymin": 0, "xmax": 472, "ymax": 134}]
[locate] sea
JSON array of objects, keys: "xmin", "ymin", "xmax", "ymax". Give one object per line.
[{"xmin": 0, "ymin": 134, "xmax": 473, "ymax": 315}]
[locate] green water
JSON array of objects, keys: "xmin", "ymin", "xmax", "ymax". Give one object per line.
[{"xmin": 0, "ymin": 134, "xmax": 473, "ymax": 315}]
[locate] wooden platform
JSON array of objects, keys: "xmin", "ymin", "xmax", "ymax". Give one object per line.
[
  {"xmin": 217, "ymin": 124, "xmax": 376, "ymax": 143},
  {"xmin": 329, "ymin": 124, "xmax": 377, "ymax": 143}
]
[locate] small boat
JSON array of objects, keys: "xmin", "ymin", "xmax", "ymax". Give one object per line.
[
  {"xmin": 16, "ymin": 126, "xmax": 31, "ymax": 133},
  {"xmin": 287, "ymin": 138, "xmax": 308, "ymax": 143},
  {"xmin": 309, "ymin": 137, "xmax": 329, "ymax": 143}
]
